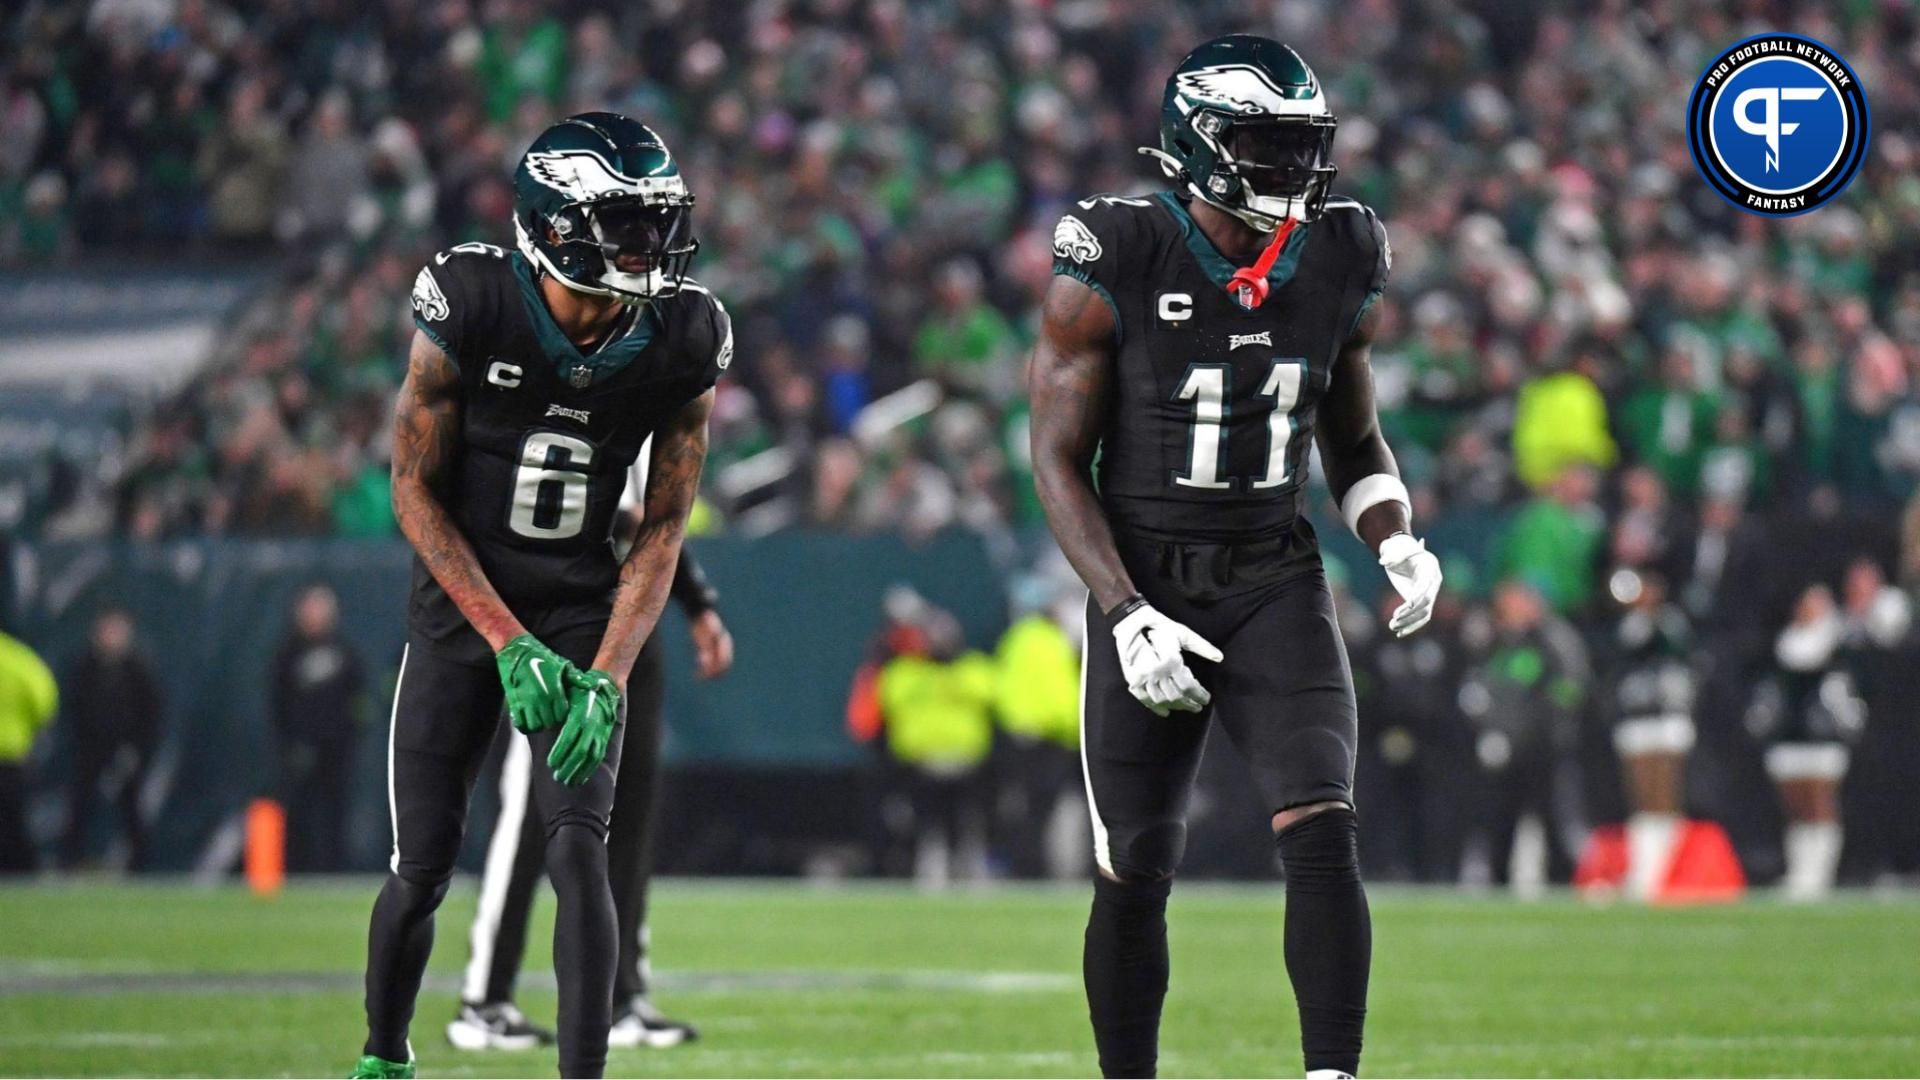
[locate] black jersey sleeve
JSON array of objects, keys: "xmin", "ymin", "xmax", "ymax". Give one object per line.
[
  {"xmin": 1362, "ymin": 206, "xmax": 1391, "ymax": 298},
  {"xmin": 409, "ymin": 243, "xmax": 515, "ymax": 371},
  {"xmin": 675, "ymin": 282, "xmax": 733, "ymax": 392},
  {"xmin": 409, "ymin": 262, "xmax": 461, "ymax": 359},
  {"xmin": 1325, "ymin": 199, "xmax": 1391, "ymax": 340},
  {"xmin": 1050, "ymin": 195, "xmax": 1153, "ymax": 337}
]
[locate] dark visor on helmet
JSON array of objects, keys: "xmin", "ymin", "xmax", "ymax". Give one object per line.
[
  {"xmin": 587, "ymin": 199, "xmax": 693, "ymax": 266},
  {"xmin": 1222, "ymin": 117, "xmax": 1335, "ymax": 197}
]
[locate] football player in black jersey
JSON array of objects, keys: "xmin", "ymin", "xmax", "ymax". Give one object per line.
[
  {"xmin": 351, "ymin": 113, "xmax": 731, "ymax": 1080},
  {"xmin": 447, "ymin": 498, "xmax": 731, "ymax": 1053},
  {"xmin": 1029, "ymin": 36, "xmax": 1443, "ymax": 1079}
]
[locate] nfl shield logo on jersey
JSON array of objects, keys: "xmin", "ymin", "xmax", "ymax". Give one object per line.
[
  {"xmin": 1233, "ymin": 282, "xmax": 1259, "ymax": 310},
  {"xmin": 570, "ymin": 367, "xmax": 593, "ymax": 389}
]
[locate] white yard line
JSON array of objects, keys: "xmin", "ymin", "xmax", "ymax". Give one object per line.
[{"xmin": 0, "ymin": 967, "xmax": 1076, "ymax": 998}]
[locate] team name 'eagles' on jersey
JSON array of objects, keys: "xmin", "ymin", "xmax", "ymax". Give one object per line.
[
  {"xmin": 1051, "ymin": 192, "xmax": 1388, "ymax": 545},
  {"xmin": 407, "ymin": 242, "xmax": 731, "ymax": 656}
]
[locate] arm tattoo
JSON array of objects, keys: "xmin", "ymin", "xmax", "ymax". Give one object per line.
[
  {"xmin": 390, "ymin": 329, "xmax": 525, "ymax": 650},
  {"xmin": 592, "ymin": 388, "xmax": 714, "ymax": 683},
  {"xmin": 1315, "ymin": 304, "xmax": 1408, "ymax": 549},
  {"xmin": 1028, "ymin": 275, "xmax": 1139, "ymax": 614}
]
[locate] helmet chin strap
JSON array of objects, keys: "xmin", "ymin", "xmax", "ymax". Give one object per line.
[
  {"xmin": 1193, "ymin": 184, "xmax": 1297, "ymax": 233},
  {"xmin": 1140, "ymin": 146, "xmax": 1302, "ymax": 233},
  {"xmin": 596, "ymin": 267, "xmax": 666, "ymax": 299}
]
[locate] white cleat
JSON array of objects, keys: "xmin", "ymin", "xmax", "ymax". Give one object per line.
[
  {"xmin": 607, "ymin": 997, "xmax": 700, "ymax": 1049},
  {"xmin": 445, "ymin": 1001, "xmax": 554, "ymax": 1051}
]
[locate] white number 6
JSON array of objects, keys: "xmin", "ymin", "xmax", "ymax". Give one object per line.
[{"xmin": 509, "ymin": 432, "xmax": 594, "ymax": 539}]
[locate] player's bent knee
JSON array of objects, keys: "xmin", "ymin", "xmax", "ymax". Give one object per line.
[
  {"xmin": 390, "ymin": 848, "xmax": 458, "ymax": 892},
  {"xmin": 1275, "ymin": 805, "xmax": 1361, "ymax": 893},
  {"xmin": 384, "ymin": 868, "xmax": 453, "ymax": 916},
  {"xmin": 1107, "ymin": 819, "xmax": 1186, "ymax": 883},
  {"xmin": 542, "ymin": 820, "xmax": 610, "ymax": 894}
]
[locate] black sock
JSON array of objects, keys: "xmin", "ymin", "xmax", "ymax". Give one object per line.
[
  {"xmin": 363, "ymin": 873, "xmax": 450, "ymax": 1061},
  {"xmin": 1277, "ymin": 808, "xmax": 1371, "ymax": 1076},
  {"xmin": 1084, "ymin": 874, "xmax": 1173, "ymax": 1078},
  {"xmin": 547, "ymin": 822, "xmax": 619, "ymax": 1079}
]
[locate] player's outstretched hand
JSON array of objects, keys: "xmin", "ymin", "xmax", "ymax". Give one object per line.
[
  {"xmin": 1111, "ymin": 601, "xmax": 1223, "ymax": 718},
  {"xmin": 550, "ymin": 667, "xmax": 622, "ymax": 786},
  {"xmin": 1379, "ymin": 532, "xmax": 1443, "ymax": 637},
  {"xmin": 495, "ymin": 635, "xmax": 576, "ymax": 733}
]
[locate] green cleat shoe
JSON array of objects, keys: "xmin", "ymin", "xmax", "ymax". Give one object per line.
[{"xmin": 349, "ymin": 1054, "xmax": 415, "ymax": 1079}]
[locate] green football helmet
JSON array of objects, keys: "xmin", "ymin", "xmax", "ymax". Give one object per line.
[
  {"xmin": 1143, "ymin": 35, "xmax": 1339, "ymax": 231},
  {"xmin": 512, "ymin": 112, "xmax": 697, "ymax": 302}
]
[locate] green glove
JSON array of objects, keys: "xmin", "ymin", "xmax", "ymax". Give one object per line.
[
  {"xmin": 495, "ymin": 634, "xmax": 574, "ymax": 734},
  {"xmin": 549, "ymin": 668, "xmax": 622, "ymax": 787}
]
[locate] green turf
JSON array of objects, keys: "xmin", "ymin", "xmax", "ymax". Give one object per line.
[{"xmin": 0, "ymin": 880, "xmax": 1916, "ymax": 1077}]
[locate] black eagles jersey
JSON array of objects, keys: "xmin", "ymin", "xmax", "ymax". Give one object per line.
[
  {"xmin": 406, "ymin": 243, "xmax": 729, "ymax": 656},
  {"xmin": 1051, "ymin": 192, "xmax": 1388, "ymax": 545}
]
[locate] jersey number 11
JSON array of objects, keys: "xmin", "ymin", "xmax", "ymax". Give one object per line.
[{"xmin": 1173, "ymin": 359, "xmax": 1305, "ymax": 491}]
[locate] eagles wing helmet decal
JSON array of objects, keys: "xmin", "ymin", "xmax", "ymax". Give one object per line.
[
  {"xmin": 1174, "ymin": 63, "xmax": 1317, "ymax": 115},
  {"xmin": 1053, "ymin": 215, "xmax": 1103, "ymax": 263},
  {"xmin": 523, "ymin": 149, "xmax": 685, "ymax": 202},
  {"xmin": 412, "ymin": 267, "xmax": 449, "ymax": 322}
]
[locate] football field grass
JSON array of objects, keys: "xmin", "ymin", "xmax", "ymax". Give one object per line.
[{"xmin": 0, "ymin": 879, "xmax": 1916, "ymax": 1077}]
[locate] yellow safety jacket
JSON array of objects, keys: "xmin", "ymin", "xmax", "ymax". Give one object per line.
[
  {"xmin": 0, "ymin": 633, "xmax": 57, "ymax": 764},
  {"xmin": 877, "ymin": 651, "xmax": 996, "ymax": 769},
  {"xmin": 994, "ymin": 614, "xmax": 1080, "ymax": 749}
]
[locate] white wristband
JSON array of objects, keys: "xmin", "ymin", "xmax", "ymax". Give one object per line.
[{"xmin": 1340, "ymin": 473, "xmax": 1411, "ymax": 539}]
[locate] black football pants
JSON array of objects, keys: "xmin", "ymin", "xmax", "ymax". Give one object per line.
[
  {"xmin": 1079, "ymin": 530, "xmax": 1368, "ymax": 1079},
  {"xmin": 459, "ymin": 632, "xmax": 667, "ymax": 1008},
  {"xmin": 1080, "ymin": 538, "xmax": 1359, "ymax": 881},
  {"xmin": 363, "ymin": 624, "xmax": 626, "ymax": 1078}
]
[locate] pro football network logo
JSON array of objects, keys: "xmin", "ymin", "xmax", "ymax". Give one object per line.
[{"xmin": 1686, "ymin": 33, "xmax": 1869, "ymax": 217}]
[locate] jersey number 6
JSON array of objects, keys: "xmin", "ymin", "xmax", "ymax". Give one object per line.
[
  {"xmin": 510, "ymin": 431, "xmax": 595, "ymax": 539},
  {"xmin": 1173, "ymin": 359, "xmax": 1305, "ymax": 491}
]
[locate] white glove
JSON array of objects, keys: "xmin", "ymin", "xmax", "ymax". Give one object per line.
[
  {"xmin": 1111, "ymin": 602, "xmax": 1223, "ymax": 717},
  {"xmin": 1379, "ymin": 532, "xmax": 1443, "ymax": 638}
]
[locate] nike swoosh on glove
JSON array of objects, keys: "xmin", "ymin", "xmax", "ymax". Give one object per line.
[
  {"xmin": 495, "ymin": 635, "xmax": 575, "ymax": 733},
  {"xmin": 1111, "ymin": 602, "xmax": 1224, "ymax": 717},
  {"xmin": 550, "ymin": 667, "xmax": 622, "ymax": 786},
  {"xmin": 1379, "ymin": 532, "xmax": 1443, "ymax": 637}
]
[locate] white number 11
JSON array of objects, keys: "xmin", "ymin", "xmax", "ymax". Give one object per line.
[{"xmin": 1171, "ymin": 359, "xmax": 1305, "ymax": 491}]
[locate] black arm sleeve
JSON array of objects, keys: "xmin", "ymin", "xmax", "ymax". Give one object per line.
[{"xmin": 670, "ymin": 545, "xmax": 719, "ymax": 617}]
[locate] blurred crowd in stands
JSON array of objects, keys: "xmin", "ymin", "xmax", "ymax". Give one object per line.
[{"xmin": 5, "ymin": 0, "xmax": 1920, "ymax": 887}]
